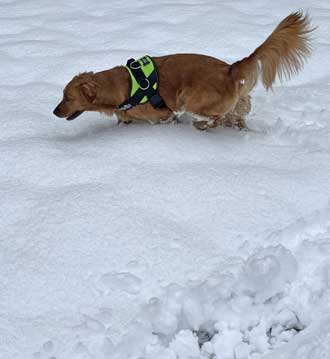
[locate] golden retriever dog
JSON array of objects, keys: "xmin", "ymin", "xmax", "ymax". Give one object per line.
[{"xmin": 53, "ymin": 12, "xmax": 314, "ymax": 130}]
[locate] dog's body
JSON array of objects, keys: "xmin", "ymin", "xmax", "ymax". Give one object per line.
[{"xmin": 54, "ymin": 12, "xmax": 314, "ymax": 130}]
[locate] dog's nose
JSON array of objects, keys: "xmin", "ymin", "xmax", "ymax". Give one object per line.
[{"xmin": 53, "ymin": 105, "xmax": 60, "ymax": 116}]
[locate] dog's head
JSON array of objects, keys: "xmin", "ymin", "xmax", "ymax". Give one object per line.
[{"xmin": 53, "ymin": 72, "xmax": 98, "ymax": 121}]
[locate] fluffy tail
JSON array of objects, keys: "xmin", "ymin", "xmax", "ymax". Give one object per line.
[{"xmin": 230, "ymin": 12, "xmax": 315, "ymax": 93}]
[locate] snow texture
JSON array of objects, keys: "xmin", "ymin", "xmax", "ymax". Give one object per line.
[{"xmin": 1, "ymin": 1, "xmax": 330, "ymax": 359}]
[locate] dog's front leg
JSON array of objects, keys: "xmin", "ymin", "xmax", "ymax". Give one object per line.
[
  {"xmin": 116, "ymin": 112, "xmax": 133, "ymax": 125},
  {"xmin": 117, "ymin": 118, "xmax": 133, "ymax": 125}
]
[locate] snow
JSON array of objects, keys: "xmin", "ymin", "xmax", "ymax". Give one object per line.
[{"xmin": 1, "ymin": 1, "xmax": 330, "ymax": 359}]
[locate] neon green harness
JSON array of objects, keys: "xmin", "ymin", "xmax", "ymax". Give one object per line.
[
  {"xmin": 117, "ymin": 55, "xmax": 164, "ymax": 111},
  {"xmin": 125, "ymin": 55, "xmax": 158, "ymax": 104}
]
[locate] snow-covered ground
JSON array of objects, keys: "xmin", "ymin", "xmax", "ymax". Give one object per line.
[{"xmin": 1, "ymin": 1, "xmax": 330, "ymax": 358}]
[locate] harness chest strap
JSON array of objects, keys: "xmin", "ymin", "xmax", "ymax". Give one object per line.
[{"xmin": 117, "ymin": 55, "xmax": 165, "ymax": 111}]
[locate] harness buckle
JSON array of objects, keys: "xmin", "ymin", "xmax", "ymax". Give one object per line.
[
  {"xmin": 117, "ymin": 103, "xmax": 133, "ymax": 111},
  {"xmin": 139, "ymin": 78, "xmax": 150, "ymax": 90},
  {"xmin": 129, "ymin": 61, "xmax": 141, "ymax": 70}
]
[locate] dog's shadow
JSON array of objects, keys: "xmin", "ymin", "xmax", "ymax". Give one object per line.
[
  {"xmin": 50, "ymin": 115, "xmax": 252, "ymax": 144},
  {"xmin": 50, "ymin": 119, "xmax": 139, "ymax": 143},
  {"xmin": 50, "ymin": 116, "xmax": 183, "ymax": 143}
]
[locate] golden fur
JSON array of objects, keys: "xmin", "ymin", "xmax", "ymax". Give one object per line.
[{"xmin": 54, "ymin": 12, "xmax": 314, "ymax": 130}]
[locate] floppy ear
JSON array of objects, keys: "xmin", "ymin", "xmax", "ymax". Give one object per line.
[{"xmin": 80, "ymin": 82, "xmax": 97, "ymax": 103}]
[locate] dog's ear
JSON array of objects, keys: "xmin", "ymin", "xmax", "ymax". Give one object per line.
[{"xmin": 79, "ymin": 82, "xmax": 97, "ymax": 103}]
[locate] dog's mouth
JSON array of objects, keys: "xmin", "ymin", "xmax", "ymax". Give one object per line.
[{"xmin": 66, "ymin": 111, "xmax": 84, "ymax": 121}]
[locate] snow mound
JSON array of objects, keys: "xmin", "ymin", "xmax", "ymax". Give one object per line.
[
  {"xmin": 143, "ymin": 245, "xmax": 300, "ymax": 359},
  {"xmin": 107, "ymin": 242, "xmax": 330, "ymax": 359},
  {"xmin": 240, "ymin": 246, "xmax": 297, "ymax": 303}
]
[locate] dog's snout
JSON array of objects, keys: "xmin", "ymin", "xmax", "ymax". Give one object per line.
[{"xmin": 53, "ymin": 105, "xmax": 61, "ymax": 117}]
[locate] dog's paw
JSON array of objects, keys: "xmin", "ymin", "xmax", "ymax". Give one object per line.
[
  {"xmin": 117, "ymin": 119, "xmax": 133, "ymax": 125},
  {"xmin": 193, "ymin": 120, "xmax": 209, "ymax": 131},
  {"xmin": 160, "ymin": 114, "xmax": 178, "ymax": 124}
]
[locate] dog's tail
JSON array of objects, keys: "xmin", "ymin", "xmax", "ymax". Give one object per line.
[{"xmin": 230, "ymin": 12, "xmax": 315, "ymax": 94}]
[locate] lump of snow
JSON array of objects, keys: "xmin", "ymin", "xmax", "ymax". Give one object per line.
[
  {"xmin": 241, "ymin": 245, "xmax": 298, "ymax": 303},
  {"xmin": 212, "ymin": 325, "xmax": 243, "ymax": 359},
  {"xmin": 169, "ymin": 330, "xmax": 200, "ymax": 359},
  {"xmin": 212, "ymin": 326, "xmax": 242, "ymax": 359},
  {"xmin": 234, "ymin": 342, "xmax": 251, "ymax": 359},
  {"xmin": 148, "ymin": 297, "xmax": 180, "ymax": 337}
]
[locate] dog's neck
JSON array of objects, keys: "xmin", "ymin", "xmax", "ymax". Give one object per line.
[{"xmin": 92, "ymin": 66, "xmax": 130, "ymax": 114}]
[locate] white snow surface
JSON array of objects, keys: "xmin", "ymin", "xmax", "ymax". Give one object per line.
[{"xmin": 1, "ymin": 1, "xmax": 330, "ymax": 359}]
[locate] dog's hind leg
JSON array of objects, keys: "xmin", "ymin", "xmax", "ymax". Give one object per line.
[
  {"xmin": 194, "ymin": 95, "xmax": 251, "ymax": 130},
  {"xmin": 192, "ymin": 118, "xmax": 218, "ymax": 130},
  {"xmin": 183, "ymin": 87, "xmax": 243, "ymax": 130},
  {"xmin": 223, "ymin": 95, "xmax": 251, "ymax": 129}
]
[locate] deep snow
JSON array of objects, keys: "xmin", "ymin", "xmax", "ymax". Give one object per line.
[{"xmin": 1, "ymin": 1, "xmax": 330, "ymax": 359}]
